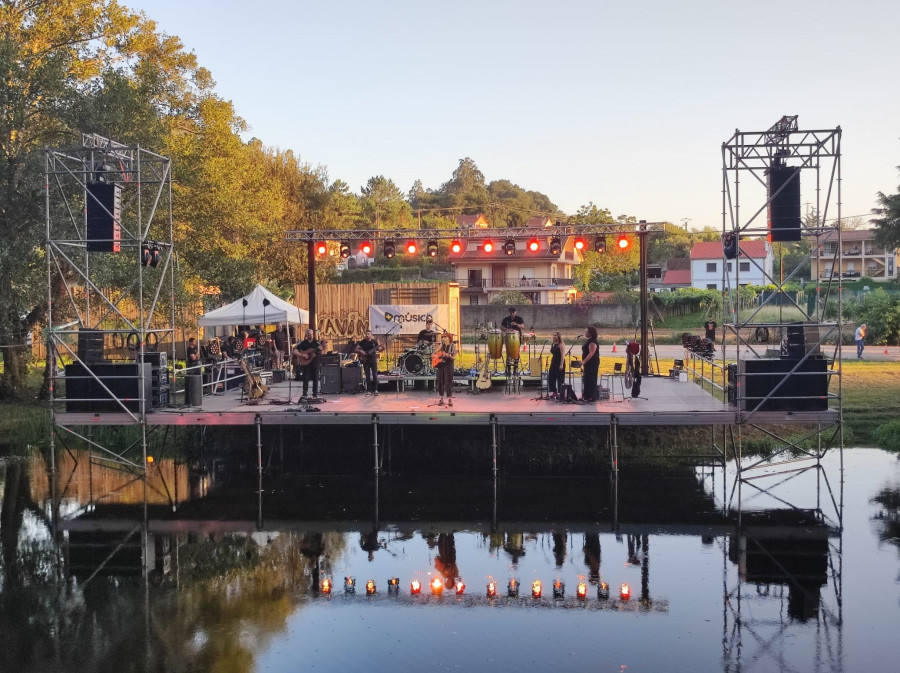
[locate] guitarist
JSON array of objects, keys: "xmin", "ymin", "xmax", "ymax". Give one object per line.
[
  {"xmin": 356, "ymin": 330, "xmax": 382, "ymax": 395},
  {"xmin": 293, "ymin": 328, "xmax": 323, "ymax": 400},
  {"xmin": 433, "ymin": 331, "xmax": 458, "ymax": 407}
]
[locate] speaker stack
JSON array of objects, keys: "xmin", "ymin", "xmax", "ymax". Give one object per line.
[
  {"xmin": 767, "ymin": 160, "xmax": 801, "ymax": 242},
  {"xmin": 140, "ymin": 352, "xmax": 169, "ymax": 408},
  {"xmin": 77, "ymin": 328, "xmax": 106, "ymax": 364},
  {"xmin": 86, "ymin": 182, "xmax": 122, "ymax": 252},
  {"xmin": 64, "ymin": 362, "xmax": 152, "ymax": 412}
]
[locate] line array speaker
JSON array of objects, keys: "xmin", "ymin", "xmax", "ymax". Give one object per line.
[
  {"xmin": 86, "ymin": 182, "xmax": 122, "ymax": 252},
  {"xmin": 767, "ymin": 164, "xmax": 801, "ymax": 242}
]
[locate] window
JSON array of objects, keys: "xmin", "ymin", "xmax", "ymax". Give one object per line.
[
  {"xmin": 739, "ymin": 261, "xmax": 750, "ymax": 272},
  {"xmin": 706, "ymin": 284, "xmax": 717, "ymax": 290},
  {"xmin": 824, "ymin": 243, "xmax": 837, "ymax": 255},
  {"xmin": 726, "ymin": 262, "xmax": 733, "ymax": 272},
  {"xmin": 469, "ymin": 295, "xmax": 479, "ymax": 305},
  {"xmin": 706, "ymin": 262, "xmax": 717, "ymax": 273}
]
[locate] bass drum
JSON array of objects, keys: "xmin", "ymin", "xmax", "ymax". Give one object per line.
[
  {"xmin": 401, "ymin": 351, "xmax": 426, "ymax": 374},
  {"xmin": 503, "ymin": 330, "xmax": 521, "ymax": 360},
  {"xmin": 487, "ymin": 329, "xmax": 503, "ymax": 359}
]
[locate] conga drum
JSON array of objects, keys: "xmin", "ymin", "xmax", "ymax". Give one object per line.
[
  {"xmin": 503, "ymin": 330, "xmax": 521, "ymax": 360},
  {"xmin": 487, "ymin": 329, "xmax": 503, "ymax": 359}
]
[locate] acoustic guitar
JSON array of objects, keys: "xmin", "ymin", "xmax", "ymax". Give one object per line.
[
  {"xmin": 240, "ymin": 361, "xmax": 268, "ymax": 403},
  {"xmin": 432, "ymin": 351, "xmax": 445, "ymax": 368},
  {"xmin": 293, "ymin": 347, "xmax": 318, "ymax": 366},
  {"xmin": 476, "ymin": 353, "xmax": 492, "ymax": 390}
]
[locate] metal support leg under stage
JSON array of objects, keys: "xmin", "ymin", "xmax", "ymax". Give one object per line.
[
  {"xmin": 610, "ymin": 416, "xmax": 619, "ymax": 480},
  {"xmin": 256, "ymin": 415, "xmax": 263, "ymax": 529},
  {"xmin": 490, "ymin": 415, "xmax": 498, "ymax": 480}
]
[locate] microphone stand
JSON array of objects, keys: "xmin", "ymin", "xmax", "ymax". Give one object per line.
[
  {"xmin": 382, "ymin": 322, "xmax": 401, "ymax": 372},
  {"xmin": 565, "ymin": 336, "xmax": 583, "ymax": 388},
  {"xmin": 533, "ymin": 339, "xmax": 548, "ymax": 400}
]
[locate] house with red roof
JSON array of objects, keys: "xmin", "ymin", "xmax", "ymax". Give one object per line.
[
  {"xmin": 690, "ymin": 239, "xmax": 773, "ymax": 289},
  {"xmin": 660, "ymin": 258, "xmax": 692, "ymax": 290}
]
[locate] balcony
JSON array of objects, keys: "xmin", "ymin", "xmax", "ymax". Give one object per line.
[{"xmin": 461, "ymin": 277, "xmax": 575, "ymax": 291}]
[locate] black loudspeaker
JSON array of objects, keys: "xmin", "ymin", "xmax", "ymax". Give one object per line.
[
  {"xmin": 64, "ymin": 362, "xmax": 152, "ymax": 412},
  {"xmin": 86, "ymin": 182, "xmax": 122, "ymax": 252},
  {"xmin": 739, "ymin": 357, "xmax": 828, "ymax": 411},
  {"xmin": 77, "ymin": 328, "xmax": 105, "ymax": 363},
  {"xmin": 321, "ymin": 365, "xmax": 341, "ymax": 395},
  {"xmin": 767, "ymin": 163, "xmax": 801, "ymax": 242},
  {"xmin": 185, "ymin": 374, "xmax": 203, "ymax": 407},
  {"xmin": 319, "ymin": 354, "xmax": 340, "ymax": 366},
  {"xmin": 341, "ymin": 365, "xmax": 361, "ymax": 393}
]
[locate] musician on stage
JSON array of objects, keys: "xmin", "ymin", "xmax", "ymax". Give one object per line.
[
  {"xmin": 293, "ymin": 328, "xmax": 323, "ymax": 400},
  {"xmin": 417, "ymin": 318, "xmax": 437, "ymax": 344},
  {"xmin": 186, "ymin": 337, "xmax": 200, "ymax": 370},
  {"xmin": 434, "ymin": 331, "xmax": 457, "ymax": 407},
  {"xmin": 501, "ymin": 306, "xmax": 524, "ymax": 336},
  {"xmin": 271, "ymin": 322, "xmax": 288, "ymax": 368},
  {"xmin": 548, "ymin": 332, "xmax": 565, "ymax": 399},
  {"xmin": 356, "ymin": 329, "xmax": 381, "ymax": 396},
  {"xmin": 581, "ymin": 325, "xmax": 600, "ymax": 402}
]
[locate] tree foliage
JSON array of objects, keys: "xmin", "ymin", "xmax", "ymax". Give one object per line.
[{"xmin": 872, "ymin": 167, "xmax": 900, "ymax": 251}]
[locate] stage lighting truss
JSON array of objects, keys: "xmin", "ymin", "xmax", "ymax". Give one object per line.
[
  {"xmin": 503, "ymin": 238, "xmax": 516, "ymax": 256},
  {"xmin": 339, "ymin": 240, "xmax": 351, "ymax": 258},
  {"xmin": 426, "ymin": 240, "xmax": 439, "ymax": 257}
]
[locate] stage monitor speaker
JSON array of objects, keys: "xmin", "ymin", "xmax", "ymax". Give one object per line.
[
  {"xmin": 341, "ymin": 365, "xmax": 361, "ymax": 393},
  {"xmin": 185, "ymin": 374, "xmax": 203, "ymax": 407},
  {"xmin": 77, "ymin": 328, "xmax": 105, "ymax": 363},
  {"xmin": 321, "ymin": 364, "xmax": 341, "ymax": 394},
  {"xmin": 767, "ymin": 164, "xmax": 801, "ymax": 242},
  {"xmin": 86, "ymin": 182, "xmax": 122, "ymax": 252},
  {"xmin": 319, "ymin": 354, "xmax": 340, "ymax": 366}
]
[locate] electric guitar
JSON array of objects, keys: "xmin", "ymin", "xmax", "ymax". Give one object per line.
[{"xmin": 355, "ymin": 343, "xmax": 384, "ymax": 365}]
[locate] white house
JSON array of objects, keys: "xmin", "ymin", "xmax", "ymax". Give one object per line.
[{"xmin": 690, "ymin": 240, "xmax": 773, "ymax": 289}]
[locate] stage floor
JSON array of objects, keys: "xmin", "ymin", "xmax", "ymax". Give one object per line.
[{"xmin": 53, "ymin": 372, "xmax": 839, "ymax": 428}]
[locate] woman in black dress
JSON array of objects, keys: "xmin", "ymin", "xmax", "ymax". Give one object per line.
[
  {"xmin": 581, "ymin": 325, "xmax": 599, "ymax": 401},
  {"xmin": 548, "ymin": 332, "xmax": 565, "ymax": 399}
]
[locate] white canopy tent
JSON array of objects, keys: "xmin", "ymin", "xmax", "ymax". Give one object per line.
[{"xmin": 198, "ymin": 284, "xmax": 308, "ymax": 327}]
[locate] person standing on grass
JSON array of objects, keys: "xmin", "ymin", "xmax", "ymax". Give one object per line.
[{"xmin": 855, "ymin": 323, "xmax": 867, "ymax": 359}]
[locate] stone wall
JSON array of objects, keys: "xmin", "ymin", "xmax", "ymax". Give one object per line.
[{"xmin": 461, "ymin": 303, "xmax": 641, "ymax": 330}]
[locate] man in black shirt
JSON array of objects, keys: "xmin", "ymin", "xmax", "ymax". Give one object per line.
[
  {"xmin": 417, "ymin": 318, "xmax": 437, "ymax": 344},
  {"xmin": 271, "ymin": 322, "xmax": 288, "ymax": 368},
  {"xmin": 501, "ymin": 307, "xmax": 524, "ymax": 336},
  {"xmin": 356, "ymin": 330, "xmax": 382, "ymax": 395},
  {"xmin": 292, "ymin": 329, "xmax": 322, "ymax": 399},
  {"xmin": 186, "ymin": 337, "xmax": 200, "ymax": 368},
  {"xmin": 704, "ymin": 319, "xmax": 717, "ymax": 343}
]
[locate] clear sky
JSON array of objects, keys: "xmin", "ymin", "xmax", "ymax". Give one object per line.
[{"xmin": 128, "ymin": 0, "xmax": 899, "ymax": 229}]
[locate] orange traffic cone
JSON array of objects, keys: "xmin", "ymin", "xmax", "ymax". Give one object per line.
[
  {"xmin": 612, "ymin": 342, "xmax": 617, "ymax": 353},
  {"xmin": 884, "ymin": 347, "xmax": 889, "ymax": 355}
]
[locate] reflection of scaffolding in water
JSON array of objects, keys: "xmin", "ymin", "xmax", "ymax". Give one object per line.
[{"xmin": 717, "ymin": 454, "xmax": 844, "ymax": 673}]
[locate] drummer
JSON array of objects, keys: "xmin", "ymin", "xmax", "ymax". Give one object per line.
[
  {"xmin": 417, "ymin": 318, "xmax": 438, "ymax": 345},
  {"xmin": 501, "ymin": 307, "xmax": 525, "ymax": 337}
]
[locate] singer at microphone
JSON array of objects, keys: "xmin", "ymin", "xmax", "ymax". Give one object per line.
[
  {"xmin": 548, "ymin": 331, "xmax": 566, "ymax": 399},
  {"xmin": 580, "ymin": 326, "xmax": 600, "ymax": 402}
]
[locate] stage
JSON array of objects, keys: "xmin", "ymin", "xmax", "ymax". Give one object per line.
[{"xmin": 52, "ymin": 369, "xmax": 839, "ymax": 428}]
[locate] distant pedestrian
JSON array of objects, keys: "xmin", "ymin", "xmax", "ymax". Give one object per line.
[
  {"xmin": 704, "ymin": 319, "xmax": 717, "ymax": 343},
  {"xmin": 855, "ymin": 323, "xmax": 867, "ymax": 359}
]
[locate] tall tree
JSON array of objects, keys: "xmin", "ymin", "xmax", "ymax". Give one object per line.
[
  {"xmin": 360, "ymin": 175, "xmax": 411, "ymax": 229},
  {"xmin": 872, "ymin": 167, "xmax": 900, "ymax": 250}
]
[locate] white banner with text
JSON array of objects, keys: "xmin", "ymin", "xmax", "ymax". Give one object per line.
[{"xmin": 369, "ymin": 305, "xmax": 449, "ymax": 336}]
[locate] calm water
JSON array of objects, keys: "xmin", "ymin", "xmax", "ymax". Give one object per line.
[{"xmin": 0, "ymin": 445, "xmax": 897, "ymax": 673}]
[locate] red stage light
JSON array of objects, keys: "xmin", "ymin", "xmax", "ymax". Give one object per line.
[
  {"xmin": 321, "ymin": 578, "xmax": 332, "ymax": 594},
  {"xmin": 315, "ymin": 241, "xmax": 327, "ymax": 256},
  {"xmin": 430, "ymin": 577, "xmax": 444, "ymax": 595},
  {"xmin": 573, "ymin": 236, "xmax": 586, "ymax": 251},
  {"xmin": 576, "ymin": 582, "xmax": 587, "ymax": 600},
  {"xmin": 617, "ymin": 234, "xmax": 629, "ymax": 250},
  {"xmin": 532, "ymin": 580, "xmax": 542, "ymax": 598},
  {"xmin": 482, "ymin": 239, "xmax": 494, "ymax": 253},
  {"xmin": 360, "ymin": 241, "xmax": 373, "ymax": 255},
  {"xmin": 410, "ymin": 579, "xmax": 421, "ymax": 595},
  {"xmin": 406, "ymin": 240, "xmax": 418, "ymax": 255},
  {"xmin": 527, "ymin": 238, "xmax": 540, "ymax": 252},
  {"xmin": 620, "ymin": 583, "xmax": 631, "ymax": 601},
  {"xmin": 450, "ymin": 239, "xmax": 463, "ymax": 254},
  {"xmin": 454, "ymin": 580, "xmax": 465, "ymax": 595}
]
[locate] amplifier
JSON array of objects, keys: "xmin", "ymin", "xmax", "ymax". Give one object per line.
[
  {"xmin": 321, "ymin": 364, "xmax": 341, "ymax": 394},
  {"xmin": 319, "ymin": 354, "xmax": 340, "ymax": 366}
]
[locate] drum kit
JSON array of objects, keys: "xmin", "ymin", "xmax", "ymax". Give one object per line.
[{"xmin": 398, "ymin": 341, "xmax": 436, "ymax": 375}]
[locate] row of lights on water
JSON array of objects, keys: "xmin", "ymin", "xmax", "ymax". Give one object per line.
[{"xmin": 320, "ymin": 577, "xmax": 631, "ymax": 601}]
